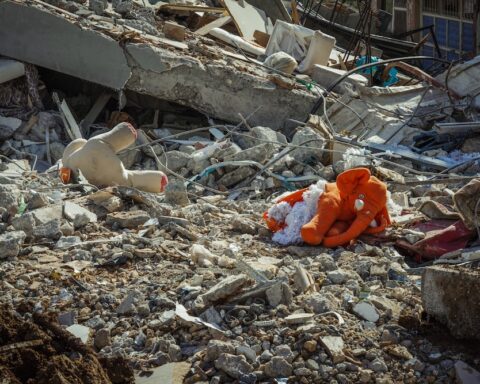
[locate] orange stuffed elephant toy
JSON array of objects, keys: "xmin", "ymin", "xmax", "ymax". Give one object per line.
[{"xmin": 264, "ymin": 168, "xmax": 391, "ymax": 247}]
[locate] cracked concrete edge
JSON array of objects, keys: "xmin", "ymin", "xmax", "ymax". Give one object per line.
[
  {"xmin": 0, "ymin": 0, "xmax": 318, "ymax": 128},
  {"xmin": 0, "ymin": 0, "xmax": 131, "ymax": 90}
]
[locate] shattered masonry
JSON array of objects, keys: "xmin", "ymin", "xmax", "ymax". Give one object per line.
[{"xmin": 0, "ymin": 0, "xmax": 480, "ymax": 383}]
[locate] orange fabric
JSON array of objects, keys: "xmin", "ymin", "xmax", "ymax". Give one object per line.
[
  {"xmin": 300, "ymin": 183, "xmax": 342, "ymax": 245},
  {"xmin": 264, "ymin": 168, "xmax": 390, "ymax": 247},
  {"xmin": 320, "ymin": 168, "xmax": 390, "ymax": 247}
]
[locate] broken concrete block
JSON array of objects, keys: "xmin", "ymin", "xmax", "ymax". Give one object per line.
[
  {"xmin": 64, "ymin": 201, "xmax": 97, "ymax": 228},
  {"xmin": 352, "ymin": 301, "xmax": 380, "ymax": 323},
  {"xmin": 215, "ymin": 353, "xmax": 253, "ymax": 379},
  {"xmin": 27, "ymin": 192, "xmax": 49, "ymax": 210},
  {"xmin": 0, "ymin": 184, "xmax": 19, "ymax": 213},
  {"xmin": 422, "ymin": 265, "xmax": 480, "ymax": 340},
  {"xmin": 12, "ymin": 212, "xmax": 36, "ymax": 237},
  {"xmin": 32, "ymin": 219, "xmax": 62, "ymax": 239},
  {"xmin": 266, "ymin": 282, "xmax": 293, "ymax": 307},
  {"xmin": 158, "ymin": 150, "xmax": 190, "ymax": 172},
  {"xmin": 0, "ymin": 230, "xmax": 26, "ymax": 259},
  {"xmin": 106, "ymin": 210, "xmax": 150, "ymax": 228},
  {"xmin": 235, "ymin": 126, "xmax": 287, "ymax": 150},
  {"xmin": 198, "ymin": 274, "xmax": 248, "ymax": 305},
  {"xmin": 217, "ymin": 167, "xmax": 256, "ymax": 188},
  {"xmin": 291, "ymin": 127, "xmax": 325, "ymax": 163},
  {"xmin": 319, "ymin": 336, "xmax": 345, "ymax": 363},
  {"xmin": 264, "ymin": 356, "xmax": 293, "ymax": 378},
  {"xmin": 31, "ymin": 204, "xmax": 63, "ymax": 225},
  {"xmin": 163, "ymin": 21, "xmax": 186, "ymax": 42},
  {"xmin": 206, "ymin": 340, "xmax": 235, "ymax": 362},
  {"xmin": 231, "ymin": 143, "xmax": 275, "ymax": 164},
  {"xmin": 311, "ymin": 64, "xmax": 368, "ymax": 93}
]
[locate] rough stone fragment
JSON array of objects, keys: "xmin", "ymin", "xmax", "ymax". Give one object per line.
[
  {"xmin": 215, "ymin": 353, "xmax": 253, "ymax": 379},
  {"xmin": 27, "ymin": 192, "xmax": 49, "ymax": 209},
  {"xmin": 31, "ymin": 204, "xmax": 63, "ymax": 225},
  {"xmin": 94, "ymin": 328, "xmax": 111, "ymax": 350},
  {"xmin": 316, "ymin": 254, "xmax": 337, "ymax": 271},
  {"xmin": 327, "ymin": 269, "xmax": 347, "ymax": 284},
  {"xmin": 12, "ymin": 212, "xmax": 36, "ymax": 236},
  {"xmin": 217, "ymin": 167, "xmax": 256, "ymax": 188},
  {"xmin": 0, "ymin": 184, "xmax": 19, "ymax": 213},
  {"xmin": 235, "ymin": 126, "xmax": 287, "ymax": 150},
  {"xmin": 198, "ymin": 274, "xmax": 248, "ymax": 304},
  {"xmin": 32, "ymin": 218, "xmax": 62, "ymax": 239},
  {"xmin": 291, "ymin": 127, "xmax": 325, "ymax": 163},
  {"xmin": 106, "ymin": 210, "xmax": 150, "ymax": 228},
  {"xmin": 206, "ymin": 340, "xmax": 235, "ymax": 362},
  {"xmin": 385, "ymin": 345, "xmax": 413, "ymax": 360},
  {"xmin": 0, "ymin": 231, "xmax": 26, "ymax": 259},
  {"xmin": 352, "ymin": 302, "xmax": 380, "ymax": 323},
  {"xmin": 319, "ymin": 336, "xmax": 344, "ymax": 364},
  {"xmin": 422, "ymin": 265, "xmax": 480, "ymax": 340},
  {"xmin": 306, "ymin": 293, "xmax": 335, "ymax": 314},
  {"xmin": 266, "ymin": 282, "xmax": 293, "ymax": 307},
  {"xmin": 236, "ymin": 345, "xmax": 257, "ymax": 363},
  {"xmin": 231, "ymin": 143, "xmax": 275, "ymax": 164},
  {"xmin": 158, "ymin": 150, "xmax": 190, "ymax": 172},
  {"xmin": 264, "ymin": 356, "xmax": 293, "ymax": 378},
  {"xmin": 63, "ymin": 201, "xmax": 97, "ymax": 228},
  {"xmin": 117, "ymin": 292, "xmax": 136, "ymax": 315},
  {"xmin": 369, "ymin": 358, "xmax": 388, "ymax": 373}
]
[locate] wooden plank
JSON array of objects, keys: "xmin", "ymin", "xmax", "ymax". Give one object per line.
[
  {"xmin": 80, "ymin": 92, "xmax": 111, "ymax": 132},
  {"xmin": 291, "ymin": 0, "xmax": 300, "ymax": 24},
  {"xmin": 195, "ymin": 15, "xmax": 232, "ymax": 36},
  {"xmin": 253, "ymin": 30, "xmax": 270, "ymax": 47},
  {"xmin": 222, "ymin": 0, "xmax": 272, "ymax": 41},
  {"xmin": 52, "ymin": 92, "xmax": 82, "ymax": 140}
]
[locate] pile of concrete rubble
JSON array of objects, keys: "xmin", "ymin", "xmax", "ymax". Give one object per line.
[{"xmin": 1, "ymin": 0, "xmax": 480, "ymax": 383}]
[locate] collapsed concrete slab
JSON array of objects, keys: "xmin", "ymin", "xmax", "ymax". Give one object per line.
[
  {"xmin": 0, "ymin": 0, "xmax": 131, "ymax": 90},
  {"xmin": 0, "ymin": 0, "xmax": 317, "ymax": 128},
  {"xmin": 422, "ymin": 265, "xmax": 480, "ymax": 340}
]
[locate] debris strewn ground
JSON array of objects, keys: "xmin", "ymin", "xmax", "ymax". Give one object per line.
[{"xmin": 1, "ymin": 0, "xmax": 480, "ymax": 383}]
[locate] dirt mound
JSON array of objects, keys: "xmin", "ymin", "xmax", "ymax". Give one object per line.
[{"xmin": 0, "ymin": 306, "xmax": 134, "ymax": 384}]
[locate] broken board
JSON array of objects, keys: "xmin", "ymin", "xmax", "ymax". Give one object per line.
[
  {"xmin": 195, "ymin": 15, "xmax": 232, "ymax": 36},
  {"xmin": 222, "ymin": 0, "xmax": 273, "ymax": 41}
]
